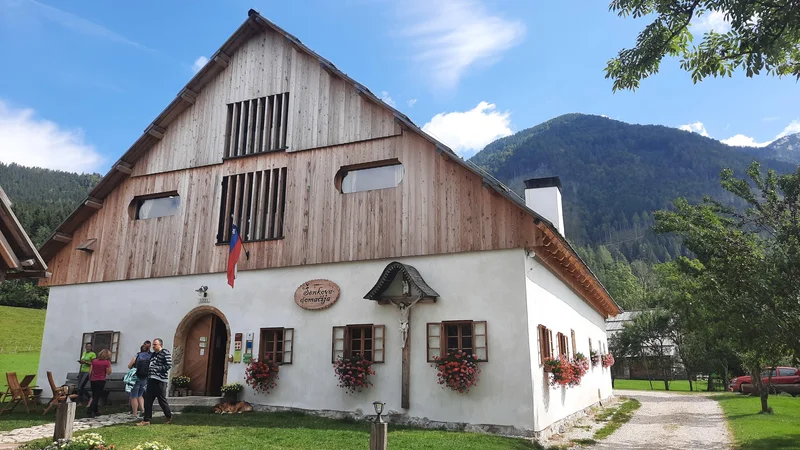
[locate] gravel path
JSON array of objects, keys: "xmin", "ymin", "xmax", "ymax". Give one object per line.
[{"xmin": 594, "ymin": 389, "xmax": 732, "ymax": 450}]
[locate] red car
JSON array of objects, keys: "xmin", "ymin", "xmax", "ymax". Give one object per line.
[{"xmin": 729, "ymin": 367, "xmax": 800, "ymax": 392}]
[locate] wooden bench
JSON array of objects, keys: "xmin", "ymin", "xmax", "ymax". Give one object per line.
[{"xmin": 65, "ymin": 372, "xmax": 128, "ymax": 405}]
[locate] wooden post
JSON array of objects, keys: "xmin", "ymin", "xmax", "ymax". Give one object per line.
[
  {"xmin": 53, "ymin": 401, "xmax": 76, "ymax": 441},
  {"xmin": 369, "ymin": 422, "xmax": 388, "ymax": 450},
  {"xmin": 401, "ymin": 334, "xmax": 410, "ymax": 409}
]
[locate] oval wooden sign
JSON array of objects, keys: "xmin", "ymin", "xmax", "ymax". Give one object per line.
[{"xmin": 295, "ymin": 279, "xmax": 340, "ymax": 310}]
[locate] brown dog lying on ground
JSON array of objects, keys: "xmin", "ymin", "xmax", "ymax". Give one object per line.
[{"xmin": 212, "ymin": 401, "xmax": 254, "ymax": 414}]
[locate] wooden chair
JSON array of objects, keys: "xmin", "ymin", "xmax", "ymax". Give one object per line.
[
  {"xmin": 0, "ymin": 372, "xmax": 34, "ymax": 415},
  {"xmin": 42, "ymin": 371, "xmax": 77, "ymax": 415}
]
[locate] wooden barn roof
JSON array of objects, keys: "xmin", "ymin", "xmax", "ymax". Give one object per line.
[
  {"xmin": 37, "ymin": 9, "xmax": 621, "ymax": 317},
  {"xmin": 0, "ymin": 187, "xmax": 48, "ymax": 280}
]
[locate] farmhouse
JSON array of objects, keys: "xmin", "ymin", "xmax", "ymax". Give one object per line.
[{"xmin": 36, "ymin": 10, "xmax": 621, "ymax": 438}]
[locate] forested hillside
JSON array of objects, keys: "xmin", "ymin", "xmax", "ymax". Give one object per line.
[
  {"xmin": 0, "ymin": 163, "xmax": 100, "ymax": 246},
  {"xmin": 0, "ymin": 163, "xmax": 99, "ymax": 308},
  {"xmin": 471, "ymin": 113, "xmax": 796, "ymax": 264}
]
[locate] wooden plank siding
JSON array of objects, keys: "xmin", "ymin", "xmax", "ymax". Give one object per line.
[
  {"xmin": 131, "ymin": 29, "xmax": 399, "ymax": 177},
  {"xmin": 40, "ymin": 131, "xmax": 543, "ymax": 287}
]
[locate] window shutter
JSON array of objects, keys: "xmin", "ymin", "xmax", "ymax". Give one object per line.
[
  {"xmin": 372, "ymin": 325, "xmax": 385, "ymax": 363},
  {"xmin": 81, "ymin": 333, "xmax": 92, "ymax": 357},
  {"xmin": 427, "ymin": 323, "xmax": 441, "ymax": 362},
  {"xmin": 548, "ymin": 330, "xmax": 554, "ymax": 358},
  {"xmin": 283, "ymin": 328, "xmax": 294, "ymax": 364},
  {"xmin": 473, "ymin": 321, "xmax": 488, "ymax": 362},
  {"xmin": 111, "ymin": 331, "xmax": 120, "ymax": 363},
  {"xmin": 571, "ymin": 330, "xmax": 576, "ymax": 356},
  {"xmin": 332, "ymin": 326, "xmax": 345, "ymax": 363}
]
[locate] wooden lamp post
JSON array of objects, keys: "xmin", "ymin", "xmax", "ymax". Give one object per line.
[{"xmin": 369, "ymin": 401, "xmax": 387, "ymax": 450}]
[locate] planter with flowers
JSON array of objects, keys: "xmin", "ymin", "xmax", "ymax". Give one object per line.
[
  {"xmin": 431, "ymin": 349, "xmax": 483, "ymax": 393},
  {"xmin": 544, "ymin": 357, "xmax": 580, "ymax": 387},
  {"xmin": 170, "ymin": 375, "xmax": 191, "ymax": 397},
  {"xmin": 133, "ymin": 443, "xmax": 172, "ymax": 450},
  {"xmin": 602, "ymin": 353, "xmax": 615, "ymax": 369},
  {"xmin": 571, "ymin": 352, "xmax": 590, "ymax": 379},
  {"xmin": 333, "ymin": 354, "xmax": 376, "ymax": 394},
  {"xmin": 590, "ymin": 350, "xmax": 601, "ymax": 367},
  {"xmin": 245, "ymin": 357, "xmax": 280, "ymax": 395},
  {"xmin": 220, "ymin": 382, "xmax": 244, "ymax": 401}
]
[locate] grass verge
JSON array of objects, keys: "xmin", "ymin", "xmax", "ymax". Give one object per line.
[
  {"xmin": 592, "ymin": 398, "xmax": 641, "ymax": 440},
  {"xmin": 15, "ymin": 410, "xmax": 545, "ymax": 450},
  {"xmin": 613, "ymin": 379, "xmax": 711, "ymax": 392},
  {"xmin": 712, "ymin": 393, "xmax": 800, "ymax": 450},
  {"xmin": 0, "ymin": 352, "xmax": 40, "ymax": 392}
]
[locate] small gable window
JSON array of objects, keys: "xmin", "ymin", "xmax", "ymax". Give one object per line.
[
  {"xmin": 336, "ymin": 160, "xmax": 404, "ymax": 194},
  {"xmin": 134, "ymin": 193, "xmax": 180, "ymax": 220}
]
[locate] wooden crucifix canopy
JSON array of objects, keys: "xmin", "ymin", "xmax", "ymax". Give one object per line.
[
  {"xmin": 0, "ymin": 187, "xmax": 48, "ymax": 281},
  {"xmin": 363, "ymin": 261, "xmax": 439, "ymax": 305}
]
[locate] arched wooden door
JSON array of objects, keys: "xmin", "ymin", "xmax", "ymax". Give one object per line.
[{"xmin": 183, "ymin": 313, "xmax": 228, "ymax": 396}]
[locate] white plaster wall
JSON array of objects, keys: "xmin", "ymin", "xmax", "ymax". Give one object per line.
[
  {"xmin": 524, "ymin": 253, "xmax": 613, "ymax": 432},
  {"xmin": 39, "ymin": 249, "xmax": 536, "ymax": 430}
]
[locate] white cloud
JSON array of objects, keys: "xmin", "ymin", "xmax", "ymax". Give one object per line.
[
  {"xmin": 721, "ymin": 120, "xmax": 800, "ymax": 147},
  {"xmin": 691, "ymin": 10, "xmax": 731, "ymax": 33},
  {"xmin": 192, "ymin": 56, "xmax": 209, "ymax": 74},
  {"xmin": 775, "ymin": 120, "xmax": 800, "ymax": 139},
  {"xmin": 407, "ymin": 98, "xmax": 417, "ymax": 108},
  {"xmin": 721, "ymin": 134, "xmax": 771, "ymax": 147},
  {"xmin": 679, "ymin": 121, "xmax": 710, "ymax": 137},
  {"xmin": 422, "ymin": 101, "xmax": 512, "ymax": 156},
  {"xmin": 379, "ymin": 91, "xmax": 396, "ymax": 107},
  {"xmin": 401, "ymin": 0, "xmax": 525, "ymax": 88},
  {"xmin": 0, "ymin": 100, "xmax": 103, "ymax": 173}
]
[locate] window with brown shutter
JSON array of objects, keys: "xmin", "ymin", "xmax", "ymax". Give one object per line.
[
  {"xmin": 331, "ymin": 324, "xmax": 385, "ymax": 363},
  {"xmin": 259, "ymin": 328, "xmax": 293, "ymax": 364},
  {"xmin": 426, "ymin": 321, "xmax": 488, "ymax": 362},
  {"xmin": 80, "ymin": 331, "xmax": 121, "ymax": 363},
  {"xmin": 538, "ymin": 325, "xmax": 553, "ymax": 363},
  {"xmin": 557, "ymin": 332, "xmax": 569, "ymax": 358},
  {"xmin": 571, "ymin": 330, "xmax": 577, "ymax": 356}
]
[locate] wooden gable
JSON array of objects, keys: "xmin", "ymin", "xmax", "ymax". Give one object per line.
[{"xmin": 37, "ymin": 9, "xmax": 620, "ymax": 318}]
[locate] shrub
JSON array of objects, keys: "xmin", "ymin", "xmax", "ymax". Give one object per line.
[
  {"xmin": 245, "ymin": 357, "xmax": 280, "ymax": 394},
  {"xmin": 333, "ymin": 354, "xmax": 375, "ymax": 394},
  {"xmin": 220, "ymin": 382, "xmax": 244, "ymax": 394},
  {"xmin": 432, "ymin": 349, "xmax": 482, "ymax": 393},
  {"xmin": 170, "ymin": 375, "xmax": 190, "ymax": 388}
]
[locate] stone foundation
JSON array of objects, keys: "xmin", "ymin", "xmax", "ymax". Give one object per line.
[{"xmin": 533, "ymin": 395, "xmax": 617, "ymax": 440}]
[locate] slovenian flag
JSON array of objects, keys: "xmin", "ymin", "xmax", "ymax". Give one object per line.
[{"xmin": 227, "ymin": 224, "xmax": 243, "ymax": 288}]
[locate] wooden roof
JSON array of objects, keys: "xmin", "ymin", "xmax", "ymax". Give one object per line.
[
  {"xmin": 36, "ymin": 9, "xmax": 620, "ymax": 317},
  {"xmin": 364, "ymin": 261, "xmax": 440, "ymax": 302},
  {"xmin": 0, "ymin": 187, "xmax": 48, "ymax": 280}
]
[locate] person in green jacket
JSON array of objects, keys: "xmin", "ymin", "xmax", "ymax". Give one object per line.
[{"xmin": 77, "ymin": 343, "xmax": 96, "ymax": 404}]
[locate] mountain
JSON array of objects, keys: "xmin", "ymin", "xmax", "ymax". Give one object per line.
[
  {"xmin": 470, "ymin": 113, "xmax": 797, "ymax": 263},
  {"xmin": 0, "ymin": 163, "xmax": 100, "ymax": 247},
  {"xmin": 740, "ymin": 134, "xmax": 800, "ymax": 165}
]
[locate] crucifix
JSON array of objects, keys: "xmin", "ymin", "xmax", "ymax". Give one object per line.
[
  {"xmin": 363, "ymin": 262, "xmax": 439, "ymax": 411},
  {"xmin": 391, "ymin": 295, "xmax": 422, "ymax": 409}
]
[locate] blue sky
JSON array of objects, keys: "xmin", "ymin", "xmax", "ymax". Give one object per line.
[{"xmin": 0, "ymin": 0, "xmax": 798, "ymax": 173}]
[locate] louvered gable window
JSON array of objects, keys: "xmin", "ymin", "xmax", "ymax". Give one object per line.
[
  {"xmin": 224, "ymin": 92, "xmax": 289, "ymax": 158},
  {"xmin": 217, "ymin": 168, "xmax": 287, "ymax": 243}
]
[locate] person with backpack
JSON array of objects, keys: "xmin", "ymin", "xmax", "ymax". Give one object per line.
[{"xmin": 126, "ymin": 340, "xmax": 152, "ymax": 417}]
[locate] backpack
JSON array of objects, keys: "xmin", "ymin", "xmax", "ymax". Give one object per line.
[{"xmin": 135, "ymin": 352, "xmax": 151, "ymax": 378}]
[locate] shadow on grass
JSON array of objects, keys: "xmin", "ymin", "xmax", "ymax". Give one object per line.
[
  {"xmin": 737, "ymin": 435, "xmax": 800, "ymax": 450},
  {"xmin": 126, "ymin": 410, "xmax": 544, "ymax": 449}
]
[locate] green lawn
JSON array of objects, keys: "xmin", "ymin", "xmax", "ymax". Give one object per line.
[
  {"xmin": 19, "ymin": 411, "xmax": 543, "ymax": 450},
  {"xmin": 0, "ymin": 306, "xmax": 46, "ymax": 351},
  {"xmin": 0, "ymin": 352, "xmax": 40, "ymax": 392},
  {"xmin": 613, "ymin": 378, "xmax": 710, "ymax": 392},
  {"xmin": 712, "ymin": 393, "xmax": 800, "ymax": 450}
]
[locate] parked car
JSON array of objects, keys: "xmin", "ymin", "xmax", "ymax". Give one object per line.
[{"xmin": 728, "ymin": 367, "xmax": 800, "ymax": 393}]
